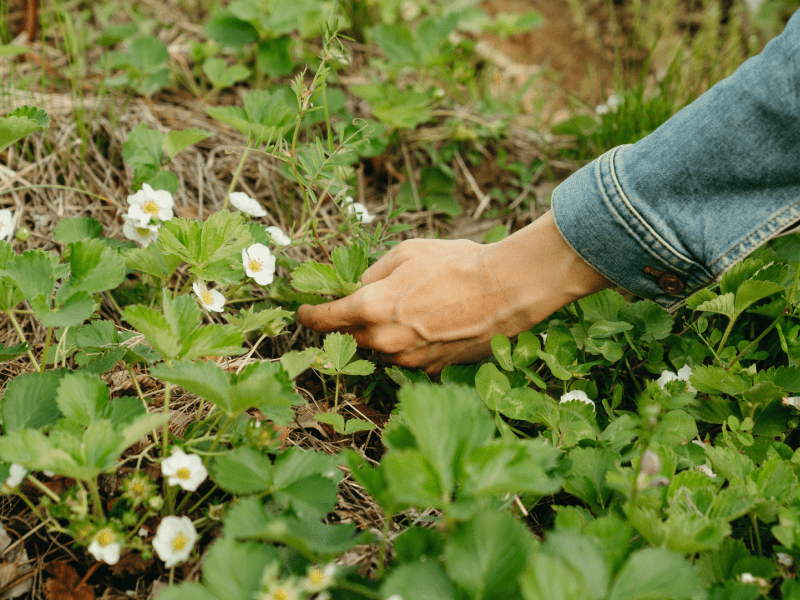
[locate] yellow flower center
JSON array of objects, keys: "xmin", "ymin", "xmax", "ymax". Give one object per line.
[
  {"xmin": 273, "ymin": 589, "xmax": 289, "ymax": 600},
  {"xmin": 309, "ymin": 569, "xmax": 324, "ymax": 585},
  {"xmin": 136, "ymin": 227, "xmax": 152, "ymax": 237},
  {"xmin": 142, "ymin": 200, "xmax": 160, "ymax": 215},
  {"xmin": 176, "ymin": 467, "xmax": 191, "ymax": 480},
  {"xmin": 97, "ymin": 530, "xmax": 114, "ymax": 546},
  {"xmin": 200, "ymin": 290, "xmax": 214, "ymax": 306},
  {"xmin": 248, "ymin": 258, "xmax": 263, "ymax": 272},
  {"xmin": 172, "ymin": 533, "xmax": 187, "ymax": 551},
  {"xmin": 133, "ymin": 482, "xmax": 146, "ymax": 495}
]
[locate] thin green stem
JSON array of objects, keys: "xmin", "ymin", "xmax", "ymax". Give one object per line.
[
  {"xmin": 181, "ymin": 484, "xmax": 219, "ymax": 515},
  {"xmin": 124, "ymin": 510, "xmax": 154, "ymax": 543},
  {"xmin": 162, "ymin": 380, "xmax": 172, "ymax": 460},
  {"xmin": 751, "ymin": 513, "xmax": 763, "ymax": 556},
  {"xmin": 0, "ymin": 184, "xmax": 112, "ymax": 203},
  {"xmin": 88, "ymin": 478, "xmax": 104, "ymax": 520},
  {"xmin": 203, "ymin": 416, "xmax": 236, "ymax": 467},
  {"xmin": 4, "ymin": 310, "xmax": 40, "ymax": 372},
  {"xmin": 716, "ymin": 316, "xmax": 738, "ymax": 361},
  {"xmin": 26, "ymin": 475, "xmax": 61, "ymax": 503},
  {"xmin": 223, "ymin": 145, "xmax": 252, "ymax": 211},
  {"xmin": 14, "ymin": 490, "xmax": 49, "ymax": 524},
  {"xmin": 334, "ymin": 371, "xmax": 341, "ymax": 412},
  {"xmin": 40, "ymin": 327, "xmax": 53, "ymax": 372}
]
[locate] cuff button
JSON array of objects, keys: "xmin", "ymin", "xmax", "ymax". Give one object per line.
[{"xmin": 643, "ymin": 266, "xmax": 686, "ymax": 294}]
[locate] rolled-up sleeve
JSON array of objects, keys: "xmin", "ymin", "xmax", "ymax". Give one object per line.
[{"xmin": 552, "ymin": 8, "xmax": 800, "ymax": 309}]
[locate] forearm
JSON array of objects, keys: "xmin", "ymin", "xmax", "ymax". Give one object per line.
[{"xmin": 553, "ymin": 8, "xmax": 800, "ymax": 308}]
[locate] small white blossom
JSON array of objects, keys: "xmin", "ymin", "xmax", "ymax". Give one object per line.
[
  {"xmin": 138, "ymin": 528, "xmax": 149, "ymax": 538},
  {"xmin": 0, "ymin": 209, "xmax": 14, "ymax": 241},
  {"xmin": 127, "ymin": 184, "xmax": 174, "ymax": 224},
  {"xmin": 122, "ymin": 215, "xmax": 160, "ymax": 247},
  {"xmin": 192, "ymin": 281, "xmax": 225, "ymax": 313},
  {"xmin": 88, "ymin": 527, "xmax": 121, "ymax": 565},
  {"xmin": 696, "ymin": 464, "xmax": 716, "ymax": 478},
  {"xmin": 782, "ymin": 396, "xmax": 800, "ymax": 409},
  {"xmin": 740, "ymin": 573, "xmax": 757, "ymax": 584},
  {"xmin": 242, "ymin": 243, "xmax": 276, "ymax": 286},
  {"xmin": 386, "ymin": 595, "xmax": 404, "ymax": 600},
  {"xmin": 152, "ymin": 516, "xmax": 197, "ymax": 568},
  {"xmin": 5, "ymin": 464, "xmax": 26, "ymax": 488},
  {"xmin": 595, "ymin": 94, "xmax": 623, "ymax": 115},
  {"xmin": 304, "ymin": 563, "xmax": 336, "ymax": 593},
  {"xmin": 161, "ymin": 449, "xmax": 208, "ymax": 492},
  {"xmin": 777, "ymin": 552, "xmax": 794, "ymax": 567},
  {"xmin": 657, "ymin": 365, "xmax": 697, "ymax": 393},
  {"xmin": 265, "ymin": 226, "xmax": 291, "ymax": 246},
  {"xmin": 229, "ymin": 192, "xmax": 266, "ymax": 217},
  {"xmin": 559, "ymin": 390, "xmax": 595, "ymax": 412},
  {"xmin": 344, "ymin": 196, "xmax": 375, "ymax": 224}
]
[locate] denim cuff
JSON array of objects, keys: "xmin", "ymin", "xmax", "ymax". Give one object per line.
[{"xmin": 551, "ymin": 146, "xmax": 715, "ymax": 310}]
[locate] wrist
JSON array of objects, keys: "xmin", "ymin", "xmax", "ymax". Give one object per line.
[{"xmin": 483, "ymin": 210, "xmax": 612, "ymax": 332}]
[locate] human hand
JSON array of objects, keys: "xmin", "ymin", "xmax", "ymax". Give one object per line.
[{"xmin": 297, "ymin": 210, "xmax": 612, "ymax": 374}]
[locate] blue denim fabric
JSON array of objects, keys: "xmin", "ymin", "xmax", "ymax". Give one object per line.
[{"xmin": 552, "ymin": 8, "xmax": 800, "ymax": 309}]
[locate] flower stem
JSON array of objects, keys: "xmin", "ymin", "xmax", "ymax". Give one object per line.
[
  {"xmin": 203, "ymin": 415, "xmax": 235, "ymax": 467},
  {"xmin": 223, "ymin": 145, "xmax": 252, "ymax": 211},
  {"xmin": 40, "ymin": 327, "xmax": 53, "ymax": 372},
  {"xmin": 26, "ymin": 475, "xmax": 61, "ymax": 503},
  {"xmin": 5, "ymin": 310, "xmax": 40, "ymax": 372},
  {"xmin": 89, "ymin": 478, "xmax": 104, "ymax": 520}
]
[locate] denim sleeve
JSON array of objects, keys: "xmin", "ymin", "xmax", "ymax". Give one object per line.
[{"xmin": 551, "ymin": 9, "xmax": 800, "ymax": 309}]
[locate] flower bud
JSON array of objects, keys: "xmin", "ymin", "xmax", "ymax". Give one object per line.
[{"xmin": 640, "ymin": 450, "xmax": 661, "ymax": 476}]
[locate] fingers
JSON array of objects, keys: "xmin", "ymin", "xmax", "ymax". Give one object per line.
[
  {"xmin": 297, "ymin": 293, "xmax": 367, "ymax": 333},
  {"xmin": 361, "ymin": 238, "xmax": 435, "ymax": 284}
]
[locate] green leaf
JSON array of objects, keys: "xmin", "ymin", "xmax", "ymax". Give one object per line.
[
  {"xmin": 331, "ymin": 244, "xmax": 368, "ymax": 284},
  {"xmin": 0, "ymin": 45, "xmax": 28, "ymax": 57},
  {"xmin": 0, "ymin": 109, "xmax": 49, "ymax": 153},
  {"xmin": 53, "ymin": 216, "xmax": 103, "ymax": 243},
  {"xmin": 339, "ymin": 359, "xmax": 375, "ymax": 376},
  {"xmin": 513, "ymin": 331, "xmax": 541, "ymax": 367},
  {"xmin": 491, "ymin": 334, "xmax": 514, "ymax": 371},
  {"xmin": 58, "ymin": 239, "xmax": 126, "ymax": 298},
  {"xmin": 0, "ymin": 249, "xmax": 54, "ymax": 301},
  {"xmin": 382, "ymin": 450, "xmax": 445, "ymax": 507},
  {"xmin": 587, "ymin": 320, "xmax": 634, "ymax": 339},
  {"xmin": 122, "ymin": 122, "xmax": 165, "ymax": 174},
  {"xmin": 315, "ymin": 412, "xmax": 345, "ymax": 434},
  {"xmin": 537, "ymin": 350, "xmax": 572, "ymax": 380},
  {"xmin": 444, "ymin": 510, "xmax": 534, "ymax": 600},
  {"xmin": 180, "ymin": 324, "xmax": 245, "ymax": 360},
  {"xmin": 323, "ymin": 331, "xmax": 357, "ymax": 371},
  {"xmin": 0, "ymin": 342, "xmax": 30, "ymax": 361},
  {"xmin": 273, "ymin": 475, "xmax": 340, "ymax": 520},
  {"xmin": 206, "ymin": 88, "xmax": 295, "ymax": 141},
  {"xmin": 32, "ymin": 291, "xmax": 95, "ymax": 328},
  {"xmin": 578, "ymin": 289, "xmax": 626, "ymax": 322},
  {"xmin": 272, "ymin": 446, "xmax": 342, "ymax": 490},
  {"xmin": 563, "ymin": 447, "xmax": 623, "ymax": 513},
  {"xmin": 350, "ymin": 83, "xmax": 434, "ymax": 130},
  {"xmin": 1, "ymin": 369, "xmax": 66, "ymax": 432},
  {"xmin": 223, "ymin": 305, "xmax": 291, "ymax": 337},
  {"xmin": 733, "ymin": 279, "xmax": 785, "ymax": 314},
  {"xmin": 690, "ymin": 365, "xmax": 751, "ymax": 395},
  {"xmin": 279, "ymin": 348, "xmax": 320, "ymax": 379},
  {"xmin": 608, "ymin": 548, "xmax": 703, "ymax": 600},
  {"xmin": 474, "ymin": 363, "xmax": 511, "ymax": 411},
  {"xmin": 202, "ymin": 57, "xmax": 252, "ymax": 89},
  {"xmin": 651, "ymin": 410, "xmax": 698, "ymax": 447},
  {"xmin": 153, "ymin": 583, "xmax": 219, "ymax": 600},
  {"xmin": 202, "ymin": 537, "xmax": 277, "ymax": 600},
  {"xmin": 396, "ymin": 383, "xmax": 495, "ymax": 498},
  {"xmin": 123, "ymin": 243, "xmax": 182, "ymax": 280},
  {"xmin": 291, "ymin": 261, "xmax": 359, "ymax": 297},
  {"xmin": 121, "ymin": 304, "xmax": 181, "ymax": 360},
  {"xmin": 55, "ymin": 372, "xmax": 111, "ymax": 426},
  {"xmin": 381, "ymin": 562, "xmax": 456, "ymax": 600},
  {"xmin": 695, "ymin": 292, "xmax": 735, "ymax": 317},
  {"xmin": 345, "ymin": 418, "xmax": 376, "ymax": 433},
  {"xmin": 211, "ymin": 446, "xmax": 273, "ymax": 494},
  {"xmin": 162, "ymin": 128, "xmax": 213, "ymax": 160}
]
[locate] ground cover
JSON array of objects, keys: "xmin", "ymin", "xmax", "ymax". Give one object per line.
[{"xmin": 2, "ymin": 0, "xmax": 800, "ymax": 599}]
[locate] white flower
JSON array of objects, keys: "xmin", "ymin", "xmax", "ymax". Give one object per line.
[
  {"xmin": 740, "ymin": 573, "xmax": 756, "ymax": 584},
  {"xmin": 343, "ymin": 196, "xmax": 375, "ymax": 224},
  {"xmin": 122, "ymin": 215, "xmax": 160, "ymax": 247},
  {"xmin": 696, "ymin": 464, "xmax": 716, "ymax": 478},
  {"xmin": 777, "ymin": 552, "xmax": 794, "ymax": 567},
  {"xmin": 5, "ymin": 464, "xmax": 26, "ymax": 488},
  {"xmin": 88, "ymin": 527, "xmax": 121, "ymax": 565},
  {"xmin": 229, "ymin": 192, "xmax": 266, "ymax": 217},
  {"xmin": 192, "ymin": 281, "xmax": 225, "ymax": 313},
  {"xmin": 559, "ymin": 390, "xmax": 595, "ymax": 412},
  {"xmin": 304, "ymin": 563, "xmax": 336, "ymax": 593},
  {"xmin": 265, "ymin": 226, "xmax": 291, "ymax": 246},
  {"xmin": 127, "ymin": 183, "xmax": 174, "ymax": 224},
  {"xmin": 782, "ymin": 396, "xmax": 800, "ymax": 409},
  {"xmin": 242, "ymin": 243, "xmax": 276, "ymax": 286},
  {"xmin": 152, "ymin": 516, "xmax": 197, "ymax": 568},
  {"xmin": 595, "ymin": 94, "xmax": 622, "ymax": 115},
  {"xmin": 657, "ymin": 365, "xmax": 697, "ymax": 393},
  {"xmin": 386, "ymin": 596, "xmax": 404, "ymax": 600},
  {"xmin": 138, "ymin": 528, "xmax": 149, "ymax": 538},
  {"xmin": 0, "ymin": 209, "xmax": 14, "ymax": 241},
  {"xmin": 161, "ymin": 449, "xmax": 208, "ymax": 492}
]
